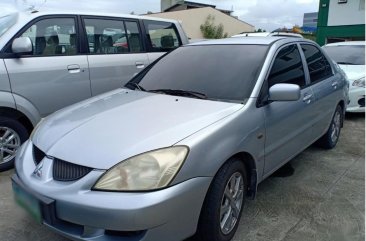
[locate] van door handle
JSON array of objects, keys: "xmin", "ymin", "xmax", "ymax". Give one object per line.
[
  {"xmin": 67, "ymin": 64, "xmax": 81, "ymax": 74},
  {"xmin": 135, "ymin": 62, "xmax": 145, "ymax": 69},
  {"xmin": 303, "ymin": 94, "xmax": 313, "ymax": 104},
  {"xmin": 331, "ymin": 81, "xmax": 338, "ymax": 89}
]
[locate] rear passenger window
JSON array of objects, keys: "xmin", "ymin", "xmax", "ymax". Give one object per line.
[
  {"xmin": 84, "ymin": 18, "xmax": 142, "ymax": 54},
  {"xmin": 301, "ymin": 44, "xmax": 333, "ymax": 83},
  {"xmin": 144, "ymin": 20, "xmax": 180, "ymax": 52},
  {"xmin": 17, "ymin": 18, "xmax": 77, "ymax": 56},
  {"xmin": 125, "ymin": 21, "xmax": 143, "ymax": 53},
  {"xmin": 268, "ymin": 44, "xmax": 306, "ymax": 88}
]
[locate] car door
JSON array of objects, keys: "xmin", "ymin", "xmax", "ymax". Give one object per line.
[
  {"xmin": 262, "ymin": 44, "xmax": 316, "ymax": 177},
  {"xmin": 3, "ymin": 16, "xmax": 91, "ymax": 117},
  {"xmin": 299, "ymin": 44, "xmax": 338, "ymax": 138},
  {"xmin": 143, "ymin": 20, "xmax": 182, "ymax": 63},
  {"xmin": 83, "ymin": 17, "xmax": 149, "ymax": 96}
]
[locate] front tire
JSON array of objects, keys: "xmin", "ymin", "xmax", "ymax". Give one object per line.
[
  {"xmin": 317, "ymin": 105, "xmax": 343, "ymax": 149},
  {"xmin": 197, "ymin": 158, "xmax": 247, "ymax": 241},
  {"xmin": 0, "ymin": 117, "xmax": 29, "ymax": 172}
]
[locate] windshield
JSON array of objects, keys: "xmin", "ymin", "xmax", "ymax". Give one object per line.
[
  {"xmin": 0, "ymin": 13, "xmax": 17, "ymax": 38},
  {"xmin": 133, "ymin": 45, "xmax": 268, "ymax": 102},
  {"xmin": 323, "ymin": 45, "xmax": 365, "ymax": 65}
]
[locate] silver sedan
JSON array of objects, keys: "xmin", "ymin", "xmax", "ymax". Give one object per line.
[{"xmin": 13, "ymin": 37, "xmax": 348, "ymax": 241}]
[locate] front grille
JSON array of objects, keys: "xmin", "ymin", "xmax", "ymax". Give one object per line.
[
  {"xmin": 53, "ymin": 159, "xmax": 93, "ymax": 182},
  {"xmin": 33, "ymin": 145, "xmax": 46, "ymax": 165}
]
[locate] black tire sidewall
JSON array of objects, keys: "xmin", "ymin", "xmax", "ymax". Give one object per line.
[
  {"xmin": 0, "ymin": 117, "xmax": 29, "ymax": 171},
  {"xmin": 198, "ymin": 159, "xmax": 247, "ymax": 241},
  {"xmin": 327, "ymin": 105, "xmax": 343, "ymax": 148}
]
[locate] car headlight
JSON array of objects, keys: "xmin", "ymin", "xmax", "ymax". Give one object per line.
[
  {"xmin": 93, "ymin": 146, "xmax": 189, "ymax": 191},
  {"xmin": 352, "ymin": 77, "xmax": 365, "ymax": 88}
]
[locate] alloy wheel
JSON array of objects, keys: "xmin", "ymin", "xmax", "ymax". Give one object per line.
[
  {"xmin": 220, "ymin": 172, "xmax": 244, "ymax": 235},
  {"xmin": 0, "ymin": 127, "xmax": 21, "ymax": 164},
  {"xmin": 331, "ymin": 111, "xmax": 341, "ymax": 144}
]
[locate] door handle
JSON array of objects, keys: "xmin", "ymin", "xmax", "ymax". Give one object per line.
[
  {"xmin": 67, "ymin": 64, "xmax": 81, "ymax": 74},
  {"xmin": 331, "ymin": 81, "xmax": 338, "ymax": 89},
  {"xmin": 303, "ymin": 94, "xmax": 312, "ymax": 104},
  {"xmin": 135, "ymin": 62, "xmax": 145, "ymax": 69}
]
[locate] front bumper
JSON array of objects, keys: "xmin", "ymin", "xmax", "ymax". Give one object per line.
[
  {"xmin": 14, "ymin": 141, "xmax": 212, "ymax": 241},
  {"xmin": 347, "ymin": 87, "xmax": 365, "ymax": 112}
]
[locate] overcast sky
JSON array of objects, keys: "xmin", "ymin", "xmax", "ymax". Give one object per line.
[{"xmin": 1, "ymin": 0, "xmax": 320, "ymax": 31}]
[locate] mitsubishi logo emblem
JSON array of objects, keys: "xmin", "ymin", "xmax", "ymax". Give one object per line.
[{"xmin": 33, "ymin": 161, "xmax": 43, "ymax": 178}]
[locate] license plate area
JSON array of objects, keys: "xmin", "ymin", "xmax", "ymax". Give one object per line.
[
  {"xmin": 12, "ymin": 175, "xmax": 57, "ymax": 225},
  {"xmin": 13, "ymin": 180, "xmax": 42, "ymax": 223}
]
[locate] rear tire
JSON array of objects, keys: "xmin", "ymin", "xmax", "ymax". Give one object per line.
[
  {"xmin": 0, "ymin": 117, "xmax": 29, "ymax": 172},
  {"xmin": 317, "ymin": 105, "xmax": 343, "ymax": 149},
  {"xmin": 197, "ymin": 158, "xmax": 247, "ymax": 241}
]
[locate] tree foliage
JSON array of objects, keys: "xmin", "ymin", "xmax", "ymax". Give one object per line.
[{"xmin": 200, "ymin": 15, "xmax": 228, "ymax": 39}]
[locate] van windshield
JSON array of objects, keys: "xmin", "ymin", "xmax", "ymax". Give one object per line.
[{"xmin": 0, "ymin": 13, "xmax": 18, "ymax": 38}]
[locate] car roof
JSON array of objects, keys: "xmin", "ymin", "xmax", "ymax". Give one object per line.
[
  {"xmin": 324, "ymin": 41, "xmax": 366, "ymax": 47},
  {"xmin": 187, "ymin": 36, "xmax": 310, "ymax": 46},
  {"xmin": 232, "ymin": 32, "xmax": 270, "ymax": 38},
  {"xmin": 17, "ymin": 9, "xmax": 179, "ymax": 23}
]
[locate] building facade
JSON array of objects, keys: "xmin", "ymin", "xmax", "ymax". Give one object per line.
[
  {"xmin": 317, "ymin": 0, "xmax": 365, "ymax": 45},
  {"xmin": 148, "ymin": 6, "xmax": 254, "ymax": 39}
]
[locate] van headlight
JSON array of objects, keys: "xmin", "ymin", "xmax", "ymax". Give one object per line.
[
  {"xmin": 352, "ymin": 77, "xmax": 365, "ymax": 88},
  {"xmin": 93, "ymin": 146, "xmax": 189, "ymax": 191}
]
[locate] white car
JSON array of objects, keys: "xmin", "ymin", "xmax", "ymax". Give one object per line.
[{"xmin": 323, "ymin": 41, "xmax": 365, "ymax": 112}]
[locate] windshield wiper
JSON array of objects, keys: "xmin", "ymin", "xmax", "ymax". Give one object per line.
[
  {"xmin": 125, "ymin": 82, "xmax": 146, "ymax": 91},
  {"xmin": 337, "ymin": 61, "xmax": 355, "ymax": 65},
  {"xmin": 149, "ymin": 89, "xmax": 207, "ymax": 99}
]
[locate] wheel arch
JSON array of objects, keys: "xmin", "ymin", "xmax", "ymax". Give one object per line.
[
  {"xmin": 0, "ymin": 107, "xmax": 34, "ymax": 134},
  {"xmin": 225, "ymin": 151, "xmax": 258, "ymax": 200}
]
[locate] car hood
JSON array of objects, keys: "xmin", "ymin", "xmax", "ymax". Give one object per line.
[
  {"xmin": 32, "ymin": 89, "xmax": 243, "ymax": 169},
  {"xmin": 338, "ymin": 64, "xmax": 365, "ymax": 81}
]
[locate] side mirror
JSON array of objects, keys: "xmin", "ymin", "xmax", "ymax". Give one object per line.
[
  {"xmin": 269, "ymin": 83, "xmax": 300, "ymax": 101},
  {"xmin": 12, "ymin": 37, "xmax": 33, "ymax": 55}
]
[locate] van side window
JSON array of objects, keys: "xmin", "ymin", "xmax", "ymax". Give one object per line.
[
  {"xmin": 301, "ymin": 44, "xmax": 333, "ymax": 83},
  {"xmin": 84, "ymin": 19, "xmax": 128, "ymax": 54},
  {"xmin": 125, "ymin": 21, "xmax": 143, "ymax": 53},
  {"xmin": 18, "ymin": 18, "xmax": 77, "ymax": 56},
  {"xmin": 268, "ymin": 44, "xmax": 306, "ymax": 88},
  {"xmin": 143, "ymin": 20, "xmax": 180, "ymax": 52}
]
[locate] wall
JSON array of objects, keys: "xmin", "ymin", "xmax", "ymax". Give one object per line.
[
  {"xmin": 328, "ymin": 0, "xmax": 365, "ymax": 26},
  {"xmin": 316, "ymin": 0, "xmax": 365, "ymax": 45},
  {"xmin": 148, "ymin": 7, "xmax": 254, "ymax": 39}
]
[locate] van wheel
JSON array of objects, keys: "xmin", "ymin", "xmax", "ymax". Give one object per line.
[
  {"xmin": 0, "ymin": 117, "xmax": 29, "ymax": 172},
  {"xmin": 197, "ymin": 158, "xmax": 247, "ymax": 241},
  {"xmin": 317, "ymin": 105, "xmax": 342, "ymax": 149}
]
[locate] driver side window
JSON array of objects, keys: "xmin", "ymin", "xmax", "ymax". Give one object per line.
[
  {"xmin": 17, "ymin": 18, "xmax": 77, "ymax": 56},
  {"xmin": 268, "ymin": 44, "xmax": 306, "ymax": 88}
]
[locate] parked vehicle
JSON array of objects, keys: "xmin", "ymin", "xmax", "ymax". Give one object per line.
[
  {"xmin": 323, "ymin": 41, "xmax": 365, "ymax": 112},
  {"xmin": 232, "ymin": 32, "xmax": 303, "ymax": 38},
  {"xmin": 13, "ymin": 37, "xmax": 347, "ymax": 241},
  {"xmin": 0, "ymin": 10, "xmax": 188, "ymax": 171}
]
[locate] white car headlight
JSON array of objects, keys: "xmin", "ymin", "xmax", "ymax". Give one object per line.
[
  {"xmin": 93, "ymin": 146, "xmax": 189, "ymax": 191},
  {"xmin": 352, "ymin": 77, "xmax": 365, "ymax": 88}
]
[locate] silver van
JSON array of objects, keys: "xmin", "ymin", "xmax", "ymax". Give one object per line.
[{"xmin": 0, "ymin": 10, "xmax": 188, "ymax": 171}]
